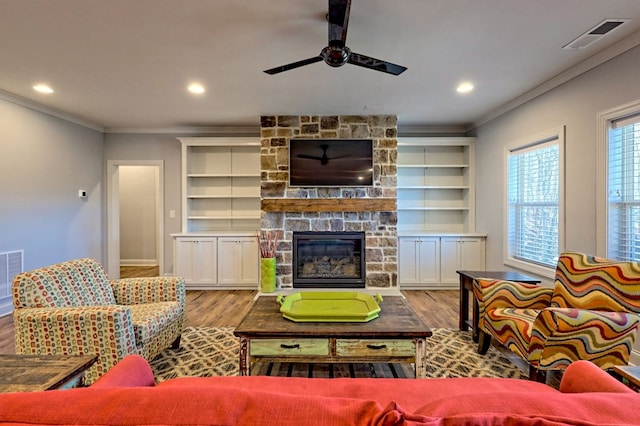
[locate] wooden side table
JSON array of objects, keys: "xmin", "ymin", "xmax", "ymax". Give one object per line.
[
  {"xmin": 457, "ymin": 270, "xmax": 541, "ymax": 342},
  {"xmin": 612, "ymin": 365, "xmax": 640, "ymax": 391},
  {"xmin": 0, "ymin": 354, "xmax": 97, "ymax": 393}
]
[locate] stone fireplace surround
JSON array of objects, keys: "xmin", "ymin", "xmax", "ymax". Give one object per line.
[{"xmin": 260, "ymin": 115, "xmax": 398, "ymax": 290}]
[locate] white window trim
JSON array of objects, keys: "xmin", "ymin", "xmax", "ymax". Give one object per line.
[
  {"xmin": 596, "ymin": 98, "xmax": 640, "ymax": 257},
  {"xmin": 503, "ymin": 126, "xmax": 566, "ymax": 279}
]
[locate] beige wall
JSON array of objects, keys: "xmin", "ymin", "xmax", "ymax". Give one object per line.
[
  {"xmin": 474, "ymin": 45, "xmax": 640, "ymax": 277},
  {"xmin": 0, "ymin": 97, "xmax": 104, "ymax": 270}
]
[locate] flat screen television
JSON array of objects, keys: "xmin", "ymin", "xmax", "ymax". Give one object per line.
[{"xmin": 289, "ymin": 139, "xmax": 374, "ymax": 187}]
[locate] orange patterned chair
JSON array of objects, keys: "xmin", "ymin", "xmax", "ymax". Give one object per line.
[
  {"xmin": 12, "ymin": 258, "xmax": 186, "ymax": 384},
  {"xmin": 474, "ymin": 252, "xmax": 640, "ymax": 382}
]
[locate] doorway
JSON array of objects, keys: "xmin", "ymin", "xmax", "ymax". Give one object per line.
[{"xmin": 107, "ymin": 160, "xmax": 164, "ymax": 279}]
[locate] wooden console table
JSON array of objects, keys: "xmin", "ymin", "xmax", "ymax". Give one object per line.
[
  {"xmin": 234, "ymin": 296, "xmax": 432, "ymax": 378},
  {"xmin": 458, "ymin": 270, "xmax": 541, "ymax": 342},
  {"xmin": 0, "ymin": 354, "xmax": 97, "ymax": 393}
]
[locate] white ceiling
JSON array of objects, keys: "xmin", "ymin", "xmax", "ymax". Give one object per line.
[{"xmin": 2, "ymin": 0, "xmax": 640, "ymax": 132}]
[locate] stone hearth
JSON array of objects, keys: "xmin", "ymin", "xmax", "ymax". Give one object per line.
[{"xmin": 260, "ymin": 115, "xmax": 398, "ymax": 290}]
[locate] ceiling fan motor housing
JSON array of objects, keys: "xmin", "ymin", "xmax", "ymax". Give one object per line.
[{"xmin": 322, "ymin": 46, "xmax": 351, "ymax": 67}]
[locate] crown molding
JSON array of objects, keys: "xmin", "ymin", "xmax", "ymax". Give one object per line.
[
  {"xmin": 0, "ymin": 89, "xmax": 104, "ymax": 132},
  {"xmin": 398, "ymin": 125, "xmax": 468, "ymax": 137},
  {"xmin": 104, "ymin": 126, "xmax": 261, "ymax": 136},
  {"xmin": 469, "ymin": 29, "xmax": 640, "ymax": 131}
]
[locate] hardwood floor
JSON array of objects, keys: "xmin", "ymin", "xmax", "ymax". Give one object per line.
[
  {"xmin": 2, "ymin": 264, "xmax": 545, "ymax": 381},
  {"xmin": 0, "ymin": 289, "xmax": 459, "ymax": 354}
]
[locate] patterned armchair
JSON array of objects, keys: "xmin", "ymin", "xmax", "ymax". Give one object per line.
[
  {"xmin": 12, "ymin": 258, "xmax": 186, "ymax": 384},
  {"xmin": 474, "ymin": 252, "xmax": 640, "ymax": 382}
]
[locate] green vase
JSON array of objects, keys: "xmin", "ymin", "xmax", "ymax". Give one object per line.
[{"xmin": 260, "ymin": 257, "xmax": 277, "ymax": 293}]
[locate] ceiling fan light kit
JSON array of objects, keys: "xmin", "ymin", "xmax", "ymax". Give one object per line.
[{"xmin": 264, "ymin": 0, "xmax": 407, "ymax": 76}]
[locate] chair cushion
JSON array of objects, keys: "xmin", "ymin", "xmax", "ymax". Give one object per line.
[
  {"xmin": 130, "ymin": 301, "xmax": 183, "ymax": 345},
  {"xmin": 484, "ymin": 307, "xmax": 538, "ymax": 359},
  {"xmin": 552, "ymin": 252, "xmax": 640, "ymax": 313},
  {"xmin": 12, "ymin": 258, "xmax": 116, "ymax": 308}
]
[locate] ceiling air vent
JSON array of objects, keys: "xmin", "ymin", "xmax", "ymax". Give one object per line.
[{"xmin": 563, "ymin": 19, "xmax": 630, "ymax": 50}]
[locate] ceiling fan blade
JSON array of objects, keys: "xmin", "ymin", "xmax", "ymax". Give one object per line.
[
  {"xmin": 328, "ymin": 0, "xmax": 351, "ymax": 47},
  {"xmin": 347, "ymin": 52, "xmax": 407, "ymax": 75},
  {"xmin": 264, "ymin": 56, "xmax": 323, "ymax": 74}
]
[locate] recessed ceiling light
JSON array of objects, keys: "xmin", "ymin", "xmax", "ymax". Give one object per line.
[
  {"xmin": 33, "ymin": 84, "xmax": 54, "ymax": 94},
  {"xmin": 188, "ymin": 83, "xmax": 205, "ymax": 94},
  {"xmin": 456, "ymin": 82, "xmax": 474, "ymax": 94}
]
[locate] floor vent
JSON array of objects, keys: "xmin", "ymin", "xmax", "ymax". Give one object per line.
[
  {"xmin": 563, "ymin": 19, "xmax": 630, "ymax": 50},
  {"xmin": 0, "ymin": 250, "xmax": 23, "ymax": 298}
]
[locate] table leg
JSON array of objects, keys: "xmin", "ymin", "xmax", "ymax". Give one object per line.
[
  {"xmin": 459, "ymin": 275, "xmax": 469, "ymax": 331},
  {"xmin": 239, "ymin": 337, "xmax": 250, "ymax": 376},
  {"xmin": 472, "ymin": 297, "xmax": 480, "ymax": 343},
  {"xmin": 414, "ymin": 338, "xmax": 426, "ymax": 379}
]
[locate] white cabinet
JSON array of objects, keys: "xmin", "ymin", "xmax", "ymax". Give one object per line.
[
  {"xmin": 217, "ymin": 237, "xmax": 259, "ymax": 286},
  {"xmin": 178, "ymin": 138, "xmax": 261, "ymax": 233},
  {"xmin": 174, "ymin": 237, "xmax": 217, "ymax": 287},
  {"xmin": 173, "ymin": 234, "xmax": 259, "ymax": 289},
  {"xmin": 398, "ymin": 237, "xmax": 440, "ymax": 287},
  {"xmin": 397, "ymin": 138, "xmax": 475, "ymax": 233},
  {"xmin": 440, "ymin": 237, "xmax": 486, "ymax": 286},
  {"xmin": 399, "ymin": 235, "xmax": 485, "ymax": 289}
]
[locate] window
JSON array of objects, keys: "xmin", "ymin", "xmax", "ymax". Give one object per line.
[
  {"xmin": 605, "ymin": 113, "xmax": 640, "ymax": 261},
  {"xmin": 505, "ymin": 128, "xmax": 564, "ymax": 275}
]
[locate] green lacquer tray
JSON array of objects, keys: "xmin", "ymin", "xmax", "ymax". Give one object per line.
[{"xmin": 276, "ymin": 292, "xmax": 383, "ymax": 322}]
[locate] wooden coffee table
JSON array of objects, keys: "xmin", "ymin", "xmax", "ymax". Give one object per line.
[
  {"xmin": 0, "ymin": 354, "xmax": 97, "ymax": 392},
  {"xmin": 234, "ymin": 295, "xmax": 432, "ymax": 378}
]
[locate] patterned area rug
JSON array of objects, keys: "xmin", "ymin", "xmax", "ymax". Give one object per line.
[{"xmin": 150, "ymin": 327, "xmax": 527, "ymax": 382}]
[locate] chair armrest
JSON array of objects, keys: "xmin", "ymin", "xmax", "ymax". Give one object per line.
[
  {"xmin": 474, "ymin": 279, "xmax": 553, "ymax": 312},
  {"xmin": 110, "ymin": 276, "xmax": 186, "ymax": 308},
  {"xmin": 90, "ymin": 355, "xmax": 155, "ymax": 388},
  {"xmin": 529, "ymin": 307, "xmax": 640, "ymax": 367},
  {"xmin": 560, "ymin": 360, "xmax": 634, "ymax": 393},
  {"xmin": 13, "ymin": 306, "xmax": 138, "ymax": 383}
]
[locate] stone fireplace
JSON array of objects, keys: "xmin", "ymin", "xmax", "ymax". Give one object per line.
[{"xmin": 260, "ymin": 115, "xmax": 398, "ymax": 290}]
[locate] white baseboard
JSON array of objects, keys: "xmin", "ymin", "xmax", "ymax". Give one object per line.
[{"xmin": 120, "ymin": 259, "xmax": 158, "ymax": 266}]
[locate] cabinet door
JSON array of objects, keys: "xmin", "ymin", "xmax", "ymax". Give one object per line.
[
  {"xmin": 238, "ymin": 237, "xmax": 259, "ymax": 285},
  {"xmin": 418, "ymin": 238, "xmax": 440, "ymax": 285},
  {"xmin": 175, "ymin": 239, "xmax": 196, "ymax": 283},
  {"xmin": 459, "ymin": 238, "xmax": 485, "ymax": 271},
  {"xmin": 175, "ymin": 238, "xmax": 217, "ymax": 285},
  {"xmin": 399, "ymin": 237, "xmax": 440, "ymax": 287},
  {"xmin": 398, "ymin": 237, "xmax": 420, "ymax": 285},
  {"xmin": 440, "ymin": 237, "xmax": 485, "ymax": 286},
  {"xmin": 217, "ymin": 237, "xmax": 259, "ymax": 286},
  {"xmin": 440, "ymin": 238, "xmax": 461, "ymax": 286}
]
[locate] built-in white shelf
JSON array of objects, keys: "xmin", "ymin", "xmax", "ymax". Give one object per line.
[{"xmin": 179, "ymin": 137, "xmax": 261, "ymax": 233}]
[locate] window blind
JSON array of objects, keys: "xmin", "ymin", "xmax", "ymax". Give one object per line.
[
  {"xmin": 608, "ymin": 113, "xmax": 640, "ymax": 261},
  {"xmin": 507, "ymin": 139, "xmax": 559, "ymax": 268}
]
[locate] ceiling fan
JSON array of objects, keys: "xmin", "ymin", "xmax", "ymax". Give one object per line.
[
  {"xmin": 264, "ymin": 0, "xmax": 407, "ymax": 76},
  {"xmin": 297, "ymin": 144, "xmax": 350, "ymax": 165}
]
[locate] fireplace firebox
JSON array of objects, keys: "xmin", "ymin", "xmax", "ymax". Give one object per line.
[{"xmin": 292, "ymin": 232, "xmax": 365, "ymax": 288}]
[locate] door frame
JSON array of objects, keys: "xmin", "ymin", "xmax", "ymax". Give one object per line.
[{"xmin": 106, "ymin": 160, "xmax": 165, "ymax": 278}]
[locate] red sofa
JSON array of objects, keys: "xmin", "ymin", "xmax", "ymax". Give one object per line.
[{"xmin": 0, "ymin": 355, "xmax": 638, "ymax": 426}]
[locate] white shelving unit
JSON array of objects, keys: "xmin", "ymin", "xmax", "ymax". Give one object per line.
[
  {"xmin": 397, "ymin": 137, "xmax": 475, "ymax": 233},
  {"xmin": 397, "ymin": 137, "xmax": 486, "ymax": 289},
  {"xmin": 179, "ymin": 138, "xmax": 261, "ymax": 233},
  {"xmin": 174, "ymin": 138, "xmax": 261, "ymax": 289}
]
